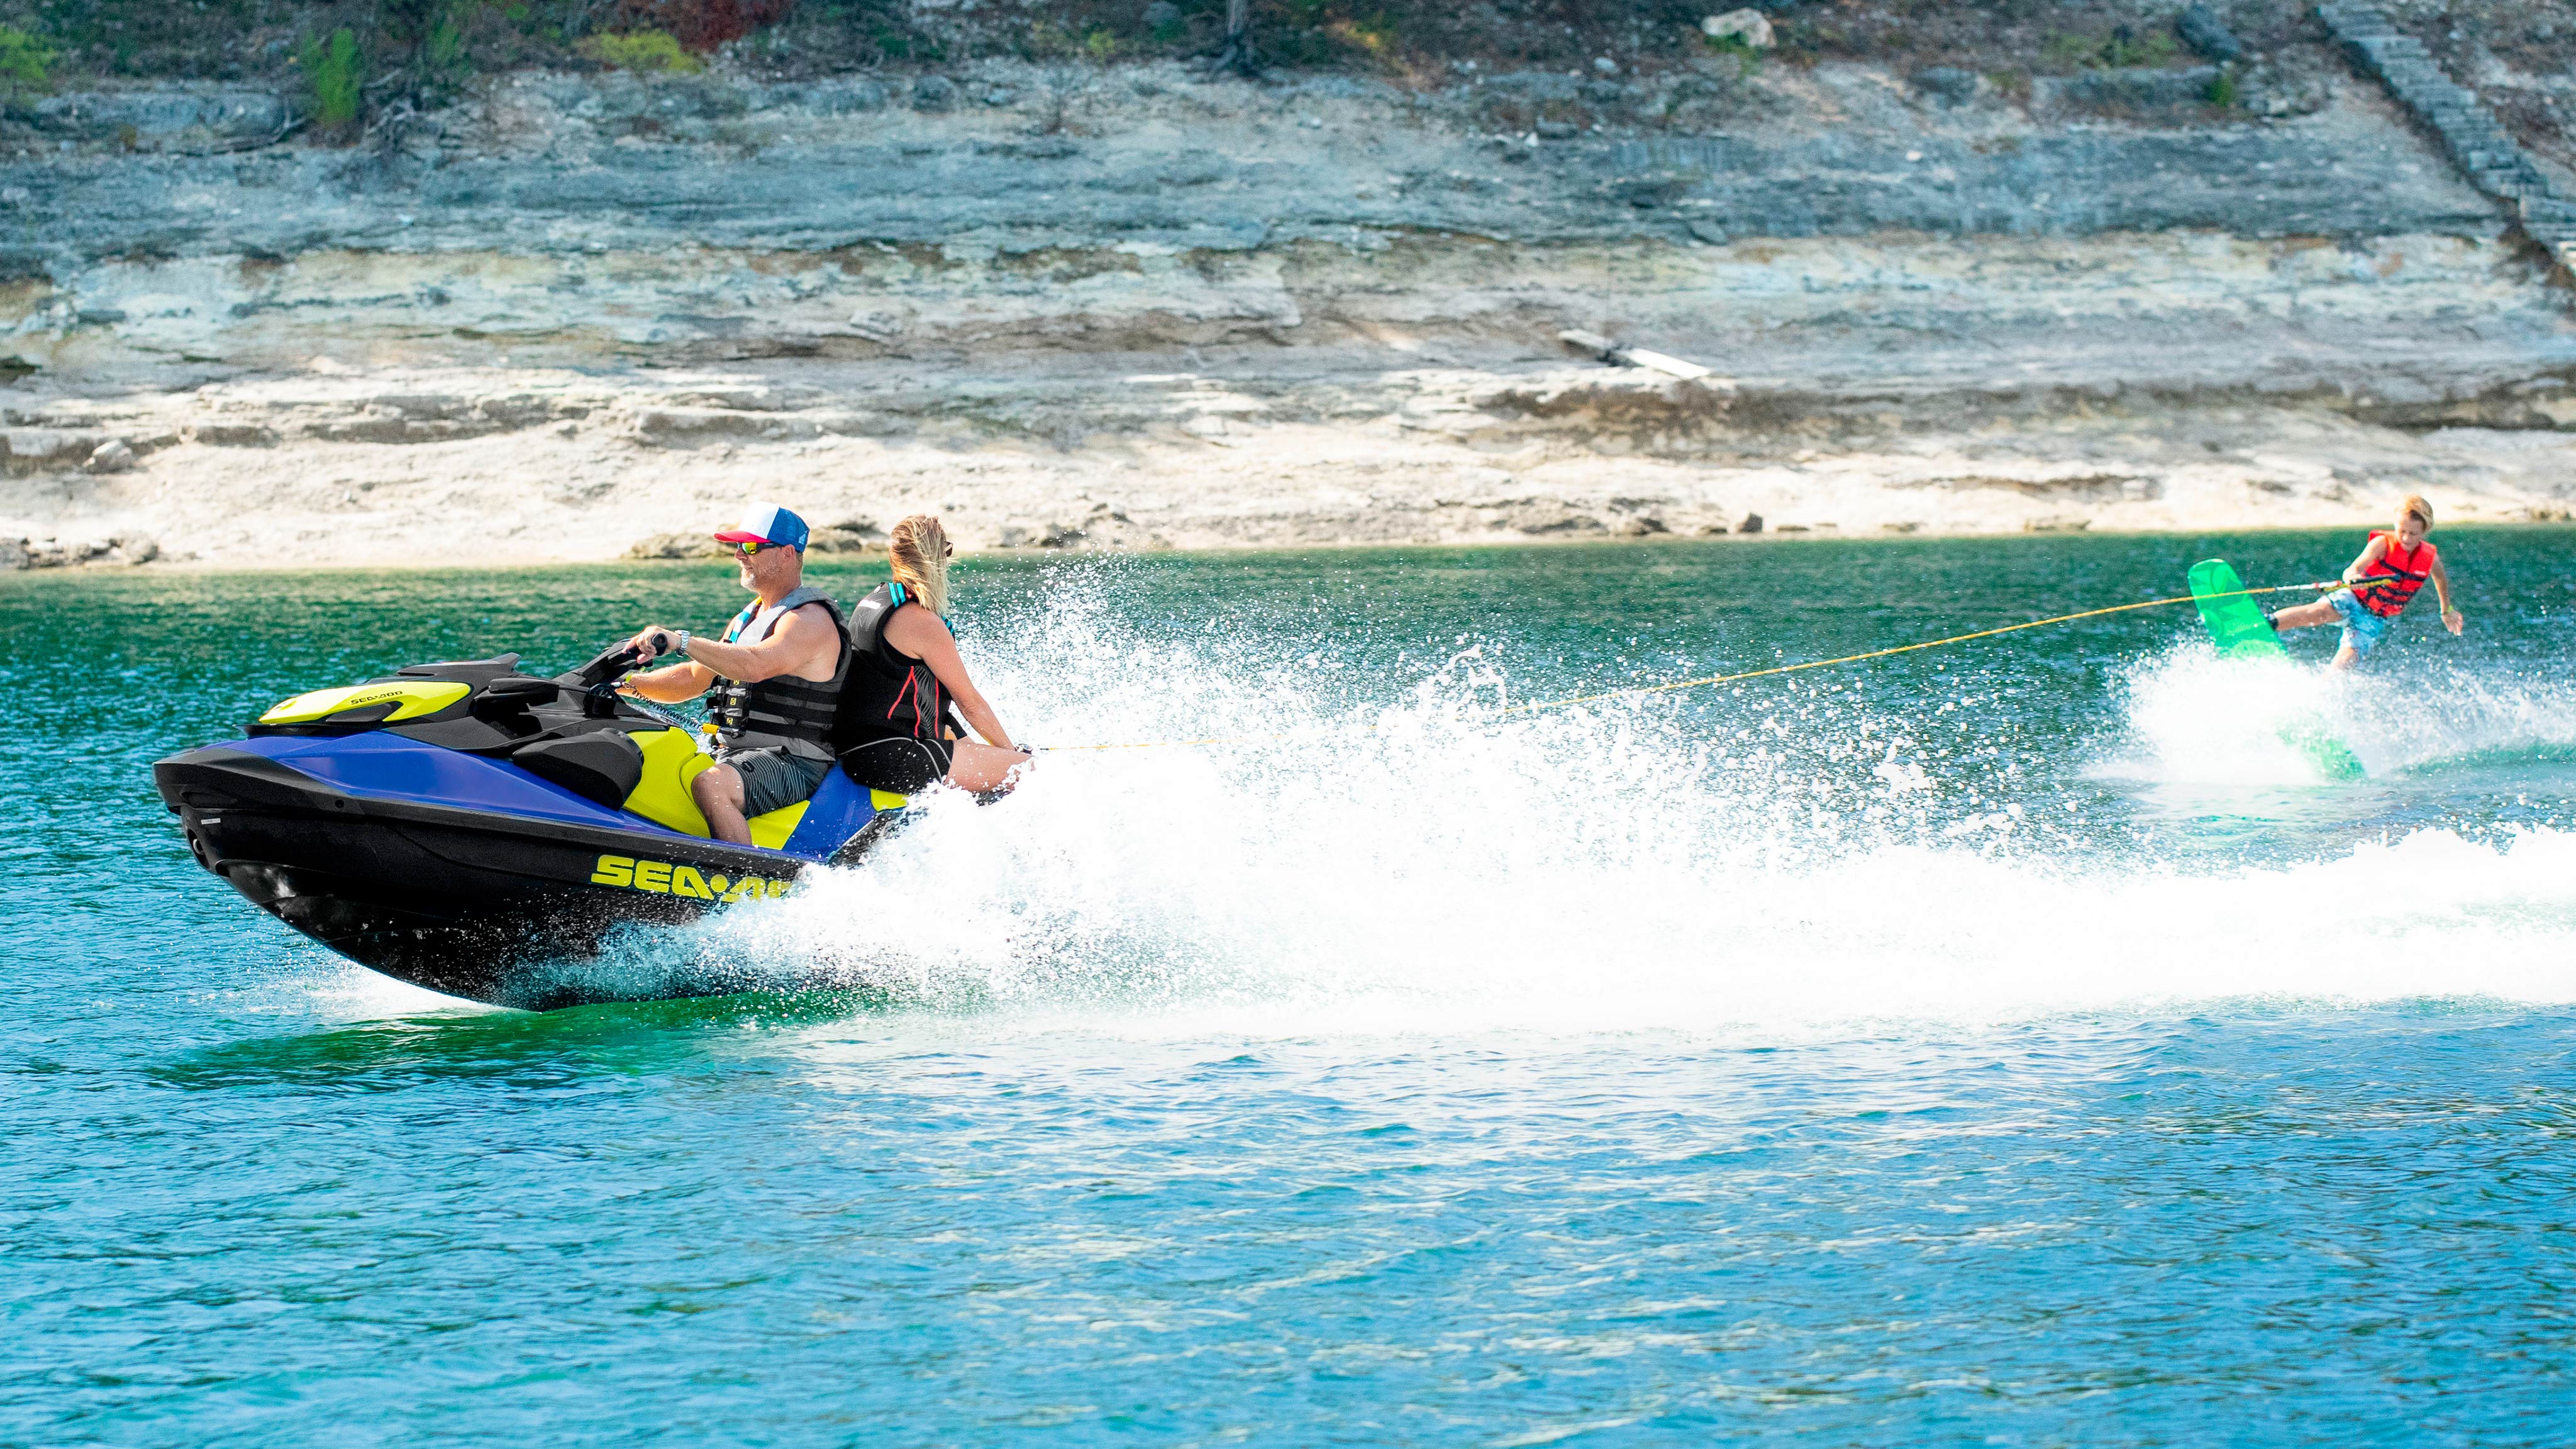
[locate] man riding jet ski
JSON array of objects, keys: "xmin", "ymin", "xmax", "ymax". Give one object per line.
[
  {"xmin": 613, "ymin": 501, "xmax": 867, "ymax": 846},
  {"xmin": 616, "ymin": 506, "xmax": 1030, "ymax": 839},
  {"xmin": 152, "ymin": 506, "xmax": 1029, "ymax": 1009}
]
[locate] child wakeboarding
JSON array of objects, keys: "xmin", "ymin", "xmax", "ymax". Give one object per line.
[{"xmin": 2266, "ymin": 494, "xmax": 2464, "ymax": 670}]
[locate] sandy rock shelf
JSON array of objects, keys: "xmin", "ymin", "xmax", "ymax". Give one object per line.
[{"xmin": 6, "ymin": 350, "xmax": 2575, "ymax": 573}]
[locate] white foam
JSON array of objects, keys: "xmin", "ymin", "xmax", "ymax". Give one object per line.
[
  {"xmin": 231, "ymin": 946, "xmax": 497, "ymax": 1022},
  {"xmin": 2107, "ymin": 638, "xmax": 2576, "ymax": 784},
  {"xmin": 510, "ymin": 570, "xmax": 2576, "ymax": 1031}
]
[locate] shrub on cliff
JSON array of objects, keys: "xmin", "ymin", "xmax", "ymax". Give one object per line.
[
  {"xmin": 1024, "ymin": 20, "xmax": 1123, "ymax": 62},
  {"xmin": 2041, "ymin": 24, "xmax": 2180, "ymax": 73},
  {"xmin": 1702, "ymin": 31, "xmax": 1765, "ymax": 77},
  {"xmin": 579, "ymin": 29, "xmax": 706, "ymax": 72},
  {"xmin": 395, "ymin": 0, "xmax": 478, "ymax": 97},
  {"xmin": 0, "ymin": 25, "xmax": 51, "ymax": 97},
  {"xmin": 297, "ymin": 28, "xmax": 363, "ymax": 138}
]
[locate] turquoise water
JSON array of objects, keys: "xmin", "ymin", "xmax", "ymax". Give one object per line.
[{"xmin": 8, "ymin": 529, "xmax": 2576, "ymax": 1443}]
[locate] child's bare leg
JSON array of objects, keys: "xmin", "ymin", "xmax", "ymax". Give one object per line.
[{"xmin": 2270, "ymin": 599, "xmax": 2339, "ymax": 631}]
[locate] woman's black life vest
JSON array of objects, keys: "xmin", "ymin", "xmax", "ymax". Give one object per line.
[
  {"xmin": 710, "ymin": 587, "xmax": 848, "ymax": 760},
  {"xmin": 837, "ymin": 582, "xmax": 960, "ymax": 750}
]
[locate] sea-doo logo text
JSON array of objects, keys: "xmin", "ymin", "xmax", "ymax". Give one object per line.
[{"xmin": 589, "ymin": 854, "xmax": 791, "ymax": 902}]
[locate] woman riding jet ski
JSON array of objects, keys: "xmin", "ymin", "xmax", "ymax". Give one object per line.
[{"xmin": 152, "ymin": 509, "xmax": 1029, "ymax": 1009}]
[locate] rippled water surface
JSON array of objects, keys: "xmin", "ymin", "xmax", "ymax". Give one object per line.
[{"xmin": 7, "ymin": 530, "xmax": 2576, "ymax": 1445}]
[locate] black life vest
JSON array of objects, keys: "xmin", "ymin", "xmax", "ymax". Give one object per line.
[
  {"xmin": 709, "ymin": 586, "xmax": 847, "ymax": 760},
  {"xmin": 837, "ymin": 582, "xmax": 958, "ymax": 749},
  {"xmin": 2357, "ymin": 532, "xmax": 2436, "ymax": 619}
]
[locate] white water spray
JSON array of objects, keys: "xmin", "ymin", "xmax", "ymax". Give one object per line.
[
  {"xmin": 521, "ymin": 577, "xmax": 2576, "ymax": 1029},
  {"xmin": 2111, "ymin": 640, "xmax": 2576, "ymax": 784}
]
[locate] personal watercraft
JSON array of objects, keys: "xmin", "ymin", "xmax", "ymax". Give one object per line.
[{"xmin": 153, "ymin": 642, "xmax": 909, "ymax": 1007}]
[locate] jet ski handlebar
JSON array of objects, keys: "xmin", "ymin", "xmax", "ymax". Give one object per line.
[
  {"xmin": 569, "ymin": 638, "xmax": 671, "ymax": 689},
  {"xmin": 563, "ymin": 637, "xmax": 692, "ymax": 720}
]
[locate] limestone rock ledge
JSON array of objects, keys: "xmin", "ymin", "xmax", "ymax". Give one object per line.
[{"xmin": 1, "ymin": 59, "xmax": 2572, "ymax": 568}]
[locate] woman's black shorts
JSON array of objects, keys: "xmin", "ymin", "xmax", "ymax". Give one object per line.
[{"xmin": 840, "ymin": 735, "xmax": 953, "ymax": 794}]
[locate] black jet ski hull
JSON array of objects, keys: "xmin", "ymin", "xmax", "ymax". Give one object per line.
[{"xmin": 156, "ymin": 745, "xmax": 881, "ymax": 1008}]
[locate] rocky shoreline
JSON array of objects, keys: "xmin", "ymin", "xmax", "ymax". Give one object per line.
[{"xmin": 6, "ymin": 45, "xmax": 2576, "ymax": 571}]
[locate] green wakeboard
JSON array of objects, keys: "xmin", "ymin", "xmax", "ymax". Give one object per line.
[
  {"xmin": 2185, "ymin": 558, "xmax": 2365, "ymax": 779},
  {"xmin": 2287, "ymin": 723, "xmax": 2366, "ymax": 780},
  {"xmin": 2187, "ymin": 558, "xmax": 2285, "ymax": 659}
]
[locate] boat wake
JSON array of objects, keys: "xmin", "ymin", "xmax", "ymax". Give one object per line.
[{"xmin": 510, "ymin": 593, "xmax": 2576, "ymax": 1030}]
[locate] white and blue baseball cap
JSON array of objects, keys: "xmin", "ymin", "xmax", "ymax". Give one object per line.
[{"xmin": 713, "ymin": 501, "xmax": 810, "ymax": 551}]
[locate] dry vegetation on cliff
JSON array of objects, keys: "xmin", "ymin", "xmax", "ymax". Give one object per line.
[
  {"xmin": 3, "ymin": 1, "xmax": 2560, "ymax": 89},
  {"xmin": 8, "ymin": 3, "xmax": 2576, "ymax": 163}
]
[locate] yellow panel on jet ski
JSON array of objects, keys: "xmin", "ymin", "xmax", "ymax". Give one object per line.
[
  {"xmin": 260, "ymin": 680, "xmax": 469, "ymax": 726},
  {"xmin": 624, "ymin": 729, "xmax": 886, "ymax": 850},
  {"xmin": 747, "ymin": 802, "xmax": 806, "ymax": 850},
  {"xmin": 622, "ymin": 728, "xmax": 715, "ymax": 836}
]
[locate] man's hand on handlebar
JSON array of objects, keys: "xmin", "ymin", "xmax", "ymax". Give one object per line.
[{"xmin": 604, "ymin": 628, "xmax": 688, "ymax": 697}]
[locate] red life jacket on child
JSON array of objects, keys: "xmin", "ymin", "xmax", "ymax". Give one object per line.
[{"xmin": 2356, "ymin": 532, "xmax": 2436, "ymax": 619}]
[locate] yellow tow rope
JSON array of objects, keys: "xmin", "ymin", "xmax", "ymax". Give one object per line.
[{"xmin": 1041, "ymin": 577, "xmax": 2377, "ymax": 753}]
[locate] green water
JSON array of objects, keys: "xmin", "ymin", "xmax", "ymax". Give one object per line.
[{"xmin": 6, "ymin": 528, "xmax": 2576, "ymax": 1443}]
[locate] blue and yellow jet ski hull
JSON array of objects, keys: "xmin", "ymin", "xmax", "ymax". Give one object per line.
[{"xmin": 154, "ymin": 652, "xmax": 906, "ymax": 1008}]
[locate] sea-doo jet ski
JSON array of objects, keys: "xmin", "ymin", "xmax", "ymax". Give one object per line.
[{"xmin": 153, "ymin": 641, "xmax": 910, "ymax": 1007}]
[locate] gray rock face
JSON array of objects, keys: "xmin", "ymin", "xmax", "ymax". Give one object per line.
[
  {"xmin": 1610, "ymin": 120, "xmax": 2479, "ymax": 238},
  {"xmin": 0, "ymin": 532, "xmax": 157, "ymax": 569},
  {"xmin": 1910, "ymin": 68, "xmax": 1983, "ymax": 107},
  {"xmin": 30, "ymin": 90, "xmax": 289, "ymax": 150},
  {"xmin": 0, "ymin": 59, "xmax": 2554, "ymax": 431},
  {"xmin": 3, "ymin": 428, "xmax": 110, "ymax": 473},
  {"xmin": 2177, "ymin": 5, "xmax": 2245, "ymax": 64},
  {"xmin": 2054, "ymin": 65, "xmax": 2226, "ymax": 117},
  {"xmin": 909, "ymin": 75, "xmax": 958, "ymax": 113},
  {"xmin": 0, "ymin": 65, "xmax": 2498, "ymax": 288}
]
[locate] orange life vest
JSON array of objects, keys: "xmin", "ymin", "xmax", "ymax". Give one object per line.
[{"xmin": 2357, "ymin": 532, "xmax": 2435, "ymax": 619}]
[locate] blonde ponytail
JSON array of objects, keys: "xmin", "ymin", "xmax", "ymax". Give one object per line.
[{"xmin": 888, "ymin": 514, "xmax": 953, "ymax": 616}]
